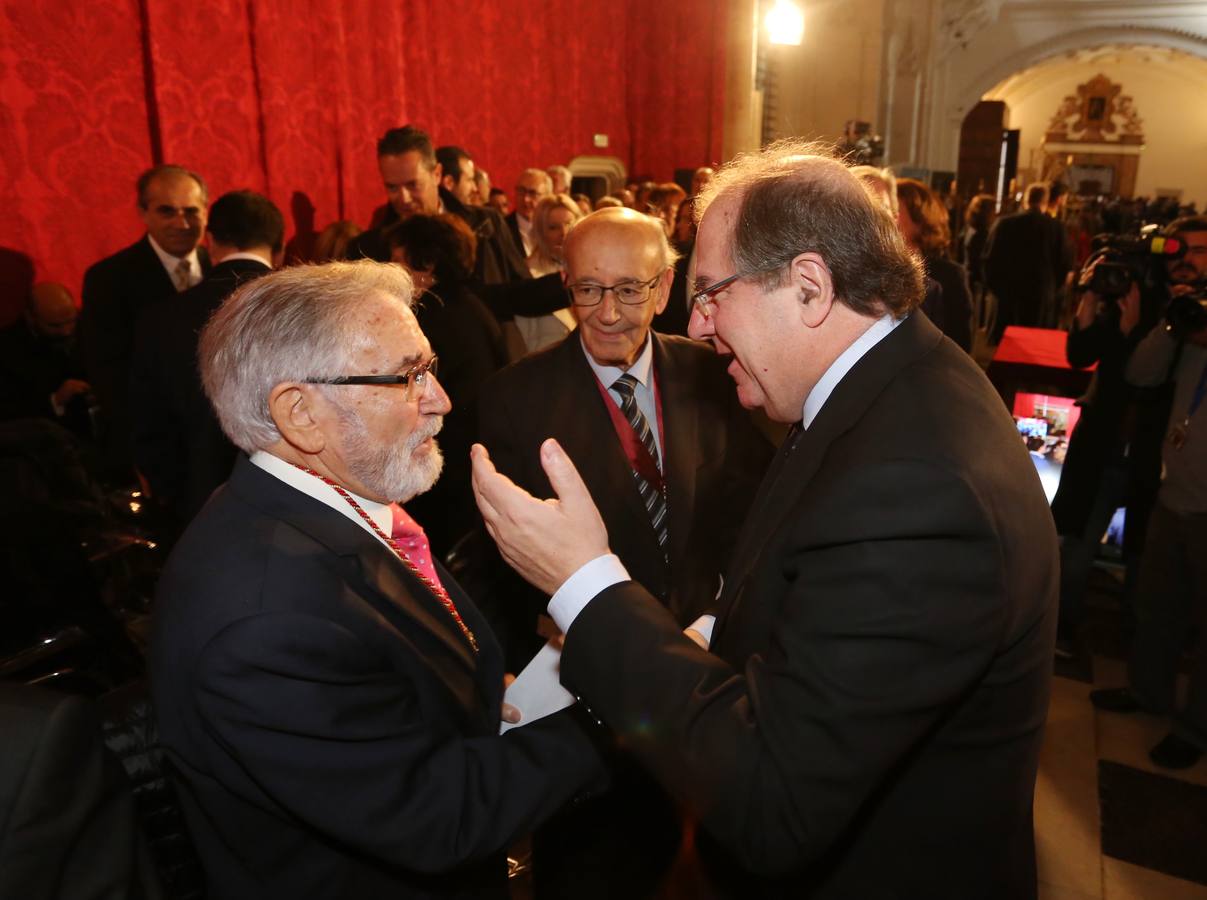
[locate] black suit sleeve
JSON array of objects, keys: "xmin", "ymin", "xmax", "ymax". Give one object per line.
[
  {"xmin": 479, "ymin": 273, "xmax": 569, "ymax": 321},
  {"xmin": 129, "ymin": 309, "xmax": 182, "ymax": 501},
  {"xmin": 560, "ymin": 458, "xmax": 1009, "ymax": 876},
  {"xmin": 194, "ymin": 610, "xmax": 603, "ymax": 873}
]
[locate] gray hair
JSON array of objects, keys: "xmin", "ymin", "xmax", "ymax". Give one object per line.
[
  {"xmin": 849, "ymin": 165, "xmax": 898, "ymax": 219},
  {"xmin": 695, "ymin": 139, "xmax": 922, "ymax": 318},
  {"xmin": 519, "ymin": 168, "xmax": 553, "ymax": 194},
  {"xmin": 199, "ymin": 261, "xmax": 414, "ymax": 453}
]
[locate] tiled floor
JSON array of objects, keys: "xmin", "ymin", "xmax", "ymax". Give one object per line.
[{"xmin": 1036, "ymin": 629, "xmax": 1207, "ymax": 898}]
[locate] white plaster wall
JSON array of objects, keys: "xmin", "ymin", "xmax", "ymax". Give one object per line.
[{"xmin": 983, "ymin": 47, "xmax": 1207, "ymax": 207}]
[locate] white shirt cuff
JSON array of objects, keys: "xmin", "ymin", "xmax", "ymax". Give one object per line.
[
  {"xmin": 688, "ymin": 614, "xmax": 716, "ymax": 648},
  {"xmin": 548, "ymin": 553, "xmax": 629, "ymax": 634}
]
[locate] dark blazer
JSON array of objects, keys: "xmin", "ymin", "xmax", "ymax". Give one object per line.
[
  {"xmin": 0, "ymin": 684, "xmax": 161, "ymax": 900},
  {"xmin": 559, "ymin": 313, "xmax": 1059, "ymax": 898},
  {"xmin": 504, "ymin": 211, "xmax": 525, "ymax": 262},
  {"xmin": 922, "ymin": 254, "xmax": 974, "ymax": 352},
  {"xmin": 129, "ymin": 258, "xmax": 268, "ymax": 529},
  {"xmin": 150, "ymin": 456, "xmax": 604, "ymax": 899},
  {"xmin": 478, "ymin": 331, "xmax": 772, "ymax": 898},
  {"xmin": 479, "ymin": 331, "xmax": 773, "ymax": 661},
  {"xmin": 0, "ymin": 321, "xmax": 89, "ymax": 434},
  {"xmin": 984, "ymin": 209, "xmax": 1070, "ymax": 337},
  {"xmin": 406, "ymin": 279, "xmax": 510, "ymax": 555},
  {"xmin": 79, "ymin": 235, "xmax": 210, "ymax": 476}
]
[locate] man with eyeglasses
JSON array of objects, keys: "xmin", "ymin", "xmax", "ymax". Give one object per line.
[
  {"xmin": 476, "ymin": 207, "xmax": 771, "ymax": 898},
  {"xmin": 472, "ymin": 145, "xmax": 1058, "ymax": 897},
  {"xmin": 150, "ymin": 261, "xmax": 606, "ymax": 899},
  {"xmin": 79, "ymin": 163, "xmax": 211, "ymax": 480}
]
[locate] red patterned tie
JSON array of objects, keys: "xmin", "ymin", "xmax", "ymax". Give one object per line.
[{"xmin": 389, "ymin": 503, "xmax": 444, "ymax": 591}]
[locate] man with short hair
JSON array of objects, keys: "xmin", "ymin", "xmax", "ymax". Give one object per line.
[
  {"xmin": 546, "ymin": 164, "xmax": 572, "ymax": 196},
  {"xmin": 436, "ymin": 145, "xmax": 479, "ymax": 207},
  {"xmin": 474, "ymin": 144, "xmax": 1058, "ymax": 897},
  {"xmin": 130, "ymin": 189, "xmax": 284, "ymax": 529},
  {"xmin": 983, "ymin": 181, "xmax": 1072, "ymax": 340},
  {"xmin": 0, "ymin": 283, "xmax": 91, "ymax": 436},
  {"xmin": 472, "ymin": 167, "xmax": 492, "ymax": 206},
  {"xmin": 347, "ymin": 127, "xmax": 528, "ymax": 286},
  {"xmin": 507, "ymin": 168, "xmax": 552, "ymax": 257},
  {"xmin": 477, "ymin": 207, "xmax": 771, "ymax": 897},
  {"xmin": 79, "ymin": 164, "xmax": 211, "ymax": 478},
  {"xmin": 151, "ymin": 261, "xmax": 604, "ymax": 898},
  {"xmin": 487, "ymin": 187, "xmax": 510, "ymax": 216}
]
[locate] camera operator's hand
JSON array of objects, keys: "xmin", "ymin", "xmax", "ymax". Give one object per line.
[
  {"xmin": 1117, "ymin": 284, "xmax": 1141, "ymax": 337},
  {"xmin": 1074, "ymin": 257, "xmax": 1104, "ymax": 329}
]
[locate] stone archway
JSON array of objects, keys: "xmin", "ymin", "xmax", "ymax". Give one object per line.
[{"xmin": 924, "ymin": 20, "xmax": 1207, "ymax": 174}]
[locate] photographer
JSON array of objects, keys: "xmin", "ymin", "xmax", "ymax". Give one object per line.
[
  {"xmin": 1089, "ymin": 216, "xmax": 1207, "ymax": 769},
  {"xmin": 1050, "ymin": 226, "xmax": 1189, "ymax": 649}
]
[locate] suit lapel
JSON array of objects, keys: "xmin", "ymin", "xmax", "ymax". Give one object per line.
[
  {"xmin": 227, "ymin": 458, "xmax": 480, "ymax": 676},
  {"xmin": 716, "ymin": 314, "xmax": 944, "ymax": 632},
  {"xmin": 653, "ymin": 334, "xmax": 701, "ymax": 569},
  {"xmin": 549, "ymin": 336, "xmax": 658, "ymax": 546}
]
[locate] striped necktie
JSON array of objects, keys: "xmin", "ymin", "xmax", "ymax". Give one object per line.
[
  {"xmin": 612, "ymin": 373, "xmax": 669, "ymax": 555},
  {"xmin": 173, "ymin": 258, "xmax": 191, "ymax": 291}
]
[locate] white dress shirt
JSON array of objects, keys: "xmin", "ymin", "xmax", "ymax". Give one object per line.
[
  {"xmin": 583, "ymin": 333, "xmax": 662, "ymax": 462},
  {"xmin": 250, "ymin": 451, "xmax": 395, "ymax": 550},
  {"xmin": 147, "ymin": 233, "xmax": 202, "ymax": 291},
  {"xmin": 549, "ymin": 312, "xmax": 905, "ymax": 642},
  {"xmin": 516, "ymin": 214, "xmax": 533, "ymax": 256}
]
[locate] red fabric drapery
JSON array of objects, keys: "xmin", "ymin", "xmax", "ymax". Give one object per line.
[{"xmin": 0, "ymin": 0, "xmax": 728, "ymax": 322}]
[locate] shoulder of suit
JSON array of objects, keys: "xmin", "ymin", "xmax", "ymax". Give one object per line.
[
  {"xmin": 84, "ymin": 235, "xmax": 155, "ymax": 279},
  {"xmin": 482, "ymin": 335, "xmax": 575, "ymax": 394}
]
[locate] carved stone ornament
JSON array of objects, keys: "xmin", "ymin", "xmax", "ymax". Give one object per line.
[{"xmin": 1045, "ymin": 73, "xmax": 1144, "ymax": 143}]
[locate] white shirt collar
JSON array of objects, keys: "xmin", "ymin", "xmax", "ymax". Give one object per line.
[
  {"xmin": 219, "ymin": 250, "xmax": 272, "ymax": 267},
  {"xmin": 249, "ymin": 450, "xmax": 394, "ymax": 544},
  {"xmin": 147, "ymin": 233, "xmax": 201, "ymax": 289},
  {"xmin": 581, "ymin": 332, "xmax": 654, "ymax": 389},
  {"xmin": 802, "ymin": 313, "xmax": 901, "ymax": 428}
]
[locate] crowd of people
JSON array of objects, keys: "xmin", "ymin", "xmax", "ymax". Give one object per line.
[{"xmin": 0, "ymin": 124, "xmax": 1204, "ymax": 900}]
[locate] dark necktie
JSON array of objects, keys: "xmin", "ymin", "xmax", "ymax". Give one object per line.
[{"xmin": 612, "ymin": 374, "xmax": 669, "ymax": 555}]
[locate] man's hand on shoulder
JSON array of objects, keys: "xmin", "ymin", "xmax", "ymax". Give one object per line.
[{"xmin": 471, "ymin": 439, "xmax": 610, "ymax": 596}]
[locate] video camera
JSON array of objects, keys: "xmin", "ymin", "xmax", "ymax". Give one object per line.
[
  {"xmin": 1082, "ymin": 230, "xmax": 1186, "ymax": 300},
  {"xmin": 1168, "ymin": 286, "xmax": 1207, "ymax": 337}
]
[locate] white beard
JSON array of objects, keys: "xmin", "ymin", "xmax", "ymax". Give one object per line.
[{"xmin": 339, "ymin": 408, "xmax": 444, "ymax": 504}]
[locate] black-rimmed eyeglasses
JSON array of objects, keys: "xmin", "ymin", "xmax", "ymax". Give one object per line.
[
  {"xmin": 567, "ymin": 273, "xmax": 663, "ymax": 307},
  {"xmin": 304, "ymin": 356, "xmax": 439, "ymax": 402}
]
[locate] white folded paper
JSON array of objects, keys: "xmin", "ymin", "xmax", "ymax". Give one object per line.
[{"xmin": 499, "ymin": 639, "xmax": 575, "ymax": 734}]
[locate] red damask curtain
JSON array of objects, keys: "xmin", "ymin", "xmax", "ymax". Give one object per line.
[{"xmin": 0, "ymin": 0, "xmax": 727, "ymax": 323}]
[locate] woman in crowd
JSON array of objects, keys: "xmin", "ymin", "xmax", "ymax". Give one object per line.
[
  {"xmin": 962, "ymin": 193, "xmax": 997, "ymax": 331},
  {"xmin": 386, "ymin": 214, "xmax": 508, "ymax": 553},
  {"xmin": 517, "ymin": 193, "xmax": 581, "ymax": 352},
  {"xmin": 896, "ymin": 177, "xmax": 974, "ymax": 352}
]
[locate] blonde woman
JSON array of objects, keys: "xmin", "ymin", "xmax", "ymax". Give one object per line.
[{"xmin": 517, "ymin": 193, "xmax": 582, "ymax": 351}]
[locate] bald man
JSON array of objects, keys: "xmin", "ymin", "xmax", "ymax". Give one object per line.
[
  {"xmin": 0, "ymin": 283, "xmax": 92, "ymax": 435},
  {"xmin": 476, "ymin": 208, "xmax": 772, "ymax": 899}
]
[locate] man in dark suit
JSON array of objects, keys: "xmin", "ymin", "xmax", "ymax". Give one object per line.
[
  {"xmin": 130, "ymin": 189, "xmax": 283, "ymax": 531},
  {"xmin": 505, "ymin": 168, "xmax": 551, "ymax": 258},
  {"xmin": 151, "ymin": 261, "xmax": 604, "ymax": 899},
  {"xmin": 0, "ymin": 282, "xmax": 92, "ymax": 437},
  {"xmin": 983, "ymin": 182, "xmax": 1071, "ymax": 341},
  {"xmin": 346, "ymin": 128, "xmax": 526, "ymax": 284},
  {"xmin": 477, "ymin": 208, "xmax": 771, "ymax": 898},
  {"xmin": 79, "ymin": 164, "xmax": 210, "ymax": 479},
  {"xmin": 473, "ymin": 146, "xmax": 1059, "ymax": 898}
]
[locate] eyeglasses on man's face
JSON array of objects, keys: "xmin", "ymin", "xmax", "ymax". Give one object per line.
[
  {"xmin": 566, "ymin": 272, "xmax": 663, "ymax": 307},
  {"xmin": 304, "ymin": 356, "xmax": 439, "ymax": 403},
  {"xmin": 690, "ymin": 272, "xmax": 744, "ymax": 319}
]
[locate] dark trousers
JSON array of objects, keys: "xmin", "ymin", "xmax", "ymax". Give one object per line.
[{"xmin": 1129, "ymin": 500, "xmax": 1207, "ymax": 749}]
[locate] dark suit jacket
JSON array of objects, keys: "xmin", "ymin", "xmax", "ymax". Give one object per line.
[
  {"xmin": 0, "ymin": 684, "xmax": 161, "ymax": 900},
  {"xmin": 923, "ymin": 254, "xmax": 973, "ymax": 352},
  {"xmin": 984, "ymin": 209, "xmax": 1070, "ymax": 334},
  {"xmin": 504, "ymin": 211, "xmax": 525, "ymax": 262},
  {"xmin": 129, "ymin": 258, "xmax": 268, "ymax": 529},
  {"xmin": 150, "ymin": 456, "xmax": 604, "ymax": 899},
  {"xmin": 79, "ymin": 235, "xmax": 210, "ymax": 476},
  {"xmin": 0, "ymin": 321, "xmax": 89, "ymax": 434},
  {"xmin": 479, "ymin": 331, "xmax": 773, "ymax": 663},
  {"xmin": 406, "ymin": 279, "xmax": 510, "ymax": 555},
  {"xmin": 478, "ymin": 331, "xmax": 772, "ymax": 898},
  {"xmin": 560, "ymin": 313, "xmax": 1058, "ymax": 898}
]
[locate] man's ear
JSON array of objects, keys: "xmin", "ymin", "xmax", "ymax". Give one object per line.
[
  {"xmin": 789, "ymin": 252, "xmax": 835, "ymax": 329},
  {"xmin": 440, "ymin": 173, "xmax": 455, "ymax": 193},
  {"xmin": 652, "ymin": 266, "xmax": 674, "ymax": 315},
  {"xmin": 268, "ymin": 383, "xmax": 327, "ymax": 455}
]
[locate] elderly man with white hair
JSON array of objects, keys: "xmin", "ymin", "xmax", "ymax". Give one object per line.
[{"xmin": 150, "ymin": 261, "xmax": 604, "ymax": 900}]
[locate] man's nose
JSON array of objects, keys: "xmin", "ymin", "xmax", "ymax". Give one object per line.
[
  {"xmin": 687, "ymin": 306, "xmax": 713, "ymax": 342},
  {"xmin": 598, "ymin": 290, "xmax": 622, "ymax": 322},
  {"xmin": 421, "ymin": 372, "xmax": 452, "ymax": 415}
]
